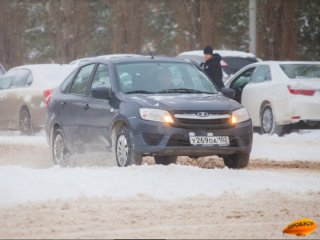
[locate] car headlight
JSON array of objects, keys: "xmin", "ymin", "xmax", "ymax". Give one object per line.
[
  {"xmin": 231, "ymin": 108, "xmax": 250, "ymax": 124},
  {"xmin": 139, "ymin": 108, "xmax": 174, "ymax": 124}
]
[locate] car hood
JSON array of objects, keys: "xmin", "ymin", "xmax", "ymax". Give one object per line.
[{"xmin": 126, "ymin": 93, "xmax": 241, "ymax": 112}]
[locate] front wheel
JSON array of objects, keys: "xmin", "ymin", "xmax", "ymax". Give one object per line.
[
  {"xmin": 154, "ymin": 156, "xmax": 177, "ymax": 165},
  {"xmin": 223, "ymin": 153, "xmax": 249, "ymax": 169},
  {"xmin": 19, "ymin": 108, "xmax": 32, "ymax": 135},
  {"xmin": 52, "ymin": 128, "xmax": 69, "ymax": 167},
  {"xmin": 114, "ymin": 126, "xmax": 142, "ymax": 167}
]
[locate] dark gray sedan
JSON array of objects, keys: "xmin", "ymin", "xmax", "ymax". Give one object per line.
[{"xmin": 46, "ymin": 56, "xmax": 253, "ymax": 168}]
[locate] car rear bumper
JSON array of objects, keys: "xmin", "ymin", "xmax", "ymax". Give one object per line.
[
  {"xmin": 291, "ymin": 95, "xmax": 320, "ymax": 121},
  {"xmin": 129, "ymin": 118, "xmax": 253, "ymax": 157}
]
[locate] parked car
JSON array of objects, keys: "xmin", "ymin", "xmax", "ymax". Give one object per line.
[
  {"xmin": 0, "ymin": 64, "xmax": 5, "ymax": 77},
  {"xmin": 46, "ymin": 56, "xmax": 253, "ymax": 168},
  {"xmin": 0, "ymin": 64, "xmax": 76, "ymax": 134},
  {"xmin": 177, "ymin": 50, "xmax": 260, "ymax": 81},
  {"xmin": 225, "ymin": 61, "xmax": 320, "ymax": 135}
]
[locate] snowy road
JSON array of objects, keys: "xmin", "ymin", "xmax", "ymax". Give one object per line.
[{"xmin": 0, "ymin": 130, "xmax": 319, "ymax": 238}]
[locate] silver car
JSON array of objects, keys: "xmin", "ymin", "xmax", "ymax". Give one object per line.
[{"xmin": 0, "ymin": 64, "xmax": 76, "ymax": 134}]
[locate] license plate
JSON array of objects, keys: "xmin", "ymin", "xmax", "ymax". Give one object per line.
[{"xmin": 189, "ymin": 136, "xmax": 229, "ymax": 146}]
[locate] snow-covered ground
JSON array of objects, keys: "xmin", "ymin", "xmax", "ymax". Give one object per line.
[
  {"xmin": 251, "ymin": 130, "xmax": 320, "ymax": 162},
  {"xmin": 0, "ymin": 164, "xmax": 319, "ymax": 205},
  {"xmin": 0, "ymin": 130, "xmax": 319, "ymax": 205},
  {"xmin": 0, "ymin": 130, "xmax": 319, "ymax": 239}
]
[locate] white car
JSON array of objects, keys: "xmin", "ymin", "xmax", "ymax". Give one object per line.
[
  {"xmin": 0, "ymin": 64, "xmax": 76, "ymax": 134},
  {"xmin": 177, "ymin": 50, "xmax": 260, "ymax": 81},
  {"xmin": 225, "ymin": 61, "xmax": 320, "ymax": 135}
]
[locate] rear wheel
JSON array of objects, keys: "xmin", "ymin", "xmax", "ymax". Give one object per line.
[
  {"xmin": 19, "ymin": 108, "xmax": 32, "ymax": 135},
  {"xmin": 154, "ymin": 156, "xmax": 177, "ymax": 165},
  {"xmin": 52, "ymin": 128, "xmax": 69, "ymax": 167},
  {"xmin": 223, "ymin": 153, "xmax": 249, "ymax": 169},
  {"xmin": 114, "ymin": 126, "xmax": 142, "ymax": 167},
  {"xmin": 260, "ymin": 104, "xmax": 286, "ymax": 136}
]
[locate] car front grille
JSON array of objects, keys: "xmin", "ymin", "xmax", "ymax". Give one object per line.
[{"xmin": 172, "ymin": 110, "xmax": 232, "ymax": 129}]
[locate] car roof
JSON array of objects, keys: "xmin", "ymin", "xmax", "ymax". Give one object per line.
[
  {"xmin": 69, "ymin": 54, "xmax": 142, "ymax": 66},
  {"xmin": 256, "ymin": 61, "xmax": 320, "ymax": 64},
  {"xmin": 178, "ymin": 50, "xmax": 258, "ymax": 59},
  {"xmin": 5, "ymin": 64, "xmax": 77, "ymax": 88},
  {"xmin": 84, "ymin": 56, "xmax": 192, "ymax": 65},
  {"xmin": 10, "ymin": 64, "xmax": 76, "ymax": 71},
  {"xmin": 243, "ymin": 61, "xmax": 320, "ymax": 68}
]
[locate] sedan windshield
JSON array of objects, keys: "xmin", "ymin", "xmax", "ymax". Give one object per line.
[
  {"xmin": 115, "ymin": 62, "xmax": 219, "ymax": 94},
  {"xmin": 280, "ymin": 64, "xmax": 320, "ymax": 79}
]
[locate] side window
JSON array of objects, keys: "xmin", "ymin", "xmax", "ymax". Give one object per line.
[
  {"xmin": 60, "ymin": 69, "xmax": 78, "ymax": 93},
  {"xmin": 11, "ymin": 69, "xmax": 31, "ymax": 88},
  {"xmin": 68, "ymin": 64, "xmax": 95, "ymax": 95},
  {"xmin": 251, "ymin": 65, "xmax": 271, "ymax": 83},
  {"xmin": 230, "ymin": 67, "xmax": 255, "ymax": 89},
  {"xmin": 0, "ymin": 70, "xmax": 17, "ymax": 89},
  {"xmin": 90, "ymin": 64, "xmax": 111, "ymax": 90}
]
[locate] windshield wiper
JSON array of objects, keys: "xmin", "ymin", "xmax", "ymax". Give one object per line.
[
  {"xmin": 157, "ymin": 88, "xmax": 214, "ymax": 94},
  {"xmin": 126, "ymin": 90, "xmax": 155, "ymax": 94}
]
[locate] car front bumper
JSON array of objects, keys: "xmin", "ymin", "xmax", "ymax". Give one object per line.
[{"xmin": 128, "ymin": 118, "xmax": 253, "ymax": 157}]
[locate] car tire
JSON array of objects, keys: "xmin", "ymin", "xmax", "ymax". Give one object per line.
[
  {"xmin": 223, "ymin": 153, "xmax": 249, "ymax": 169},
  {"xmin": 52, "ymin": 128, "xmax": 69, "ymax": 167},
  {"xmin": 114, "ymin": 126, "xmax": 142, "ymax": 167},
  {"xmin": 154, "ymin": 156, "xmax": 177, "ymax": 165},
  {"xmin": 260, "ymin": 104, "xmax": 286, "ymax": 136},
  {"xmin": 19, "ymin": 108, "xmax": 32, "ymax": 135}
]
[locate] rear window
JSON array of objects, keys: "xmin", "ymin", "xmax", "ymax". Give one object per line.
[
  {"xmin": 33, "ymin": 66, "xmax": 76, "ymax": 88},
  {"xmin": 280, "ymin": 64, "xmax": 320, "ymax": 79},
  {"xmin": 222, "ymin": 57, "xmax": 258, "ymax": 75}
]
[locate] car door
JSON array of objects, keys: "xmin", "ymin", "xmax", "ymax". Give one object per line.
[
  {"xmin": 0, "ymin": 70, "xmax": 15, "ymax": 127},
  {"xmin": 241, "ymin": 65, "xmax": 273, "ymax": 126},
  {"xmin": 228, "ymin": 67, "xmax": 256, "ymax": 103},
  {"xmin": 81, "ymin": 63, "xmax": 115, "ymax": 149},
  {"xmin": 0, "ymin": 69, "xmax": 31, "ymax": 128},
  {"xmin": 59, "ymin": 64, "xmax": 96, "ymax": 148}
]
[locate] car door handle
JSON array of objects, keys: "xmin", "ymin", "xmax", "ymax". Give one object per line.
[{"xmin": 83, "ymin": 104, "xmax": 89, "ymax": 111}]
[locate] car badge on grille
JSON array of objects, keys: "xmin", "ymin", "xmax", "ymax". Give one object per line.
[{"xmin": 196, "ymin": 112, "xmax": 209, "ymax": 117}]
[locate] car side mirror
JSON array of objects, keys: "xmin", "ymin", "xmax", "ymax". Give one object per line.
[
  {"xmin": 221, "ymin": 87, "xmax": 235, "ymax": 99},
  {"xmin": 91, "ymin": 86, "xmax": 111, "ymax": 100}
]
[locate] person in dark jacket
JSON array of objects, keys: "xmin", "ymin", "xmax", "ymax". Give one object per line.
[{"xmin": 203, "ymin": 46, "xmax": 225, "ymax": 89}]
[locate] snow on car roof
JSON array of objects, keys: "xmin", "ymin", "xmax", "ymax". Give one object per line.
[
  {"xmin": 10, "ymin": 64, "xmax": 77, "ymax": 87},
  {"xmin": 261, "ymin": 61, "xmax": 320, "ymax": 65},
  {"xmin": 178, "ymin": 50, "xmax": 258, "ymax": 59},
  {"xmin": 243, "ymin": 61, "xmax": 320, "ymax": 68},
  {"xmin": 69, "ymin": 54, "xmax": 142, "ymax": 66}
]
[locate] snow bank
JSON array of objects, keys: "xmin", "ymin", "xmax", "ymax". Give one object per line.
[
  {"xmin": 0, "ymin": 131, "xmax": 47, "ymax": 146},
  {"xmin": 0, "ymin": 164, "xmax": 319, "ymax": 205},
  {"xmin": 251, "ymin": 130, "xmax": 320, "ymax": 162}
]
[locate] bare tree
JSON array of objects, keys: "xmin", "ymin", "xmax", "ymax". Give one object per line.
[
  {"xmin": 257, "ymin": 0, "xmax": 299, "ymax": 60},
  {"xmin": 47, "ymin": 0, "xmax": 92, "ymax": 63},
  {"xmin": 170, "ymin": 0, "xmax": 223, "ymax": 53},
  {"xmin": 107, "ymin": 0, "xmax": 146, "ymax": 53},
  {"xmin": 170, "ymin": 0, "xmax": 199, "ymax": 52},
  {"xmin": 199, "ymin": 0, "xmax": 223, "ymax": 49},
  {"xmin": 0, "ymin": 1, "xmax": 27, "ymax": 68}
]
